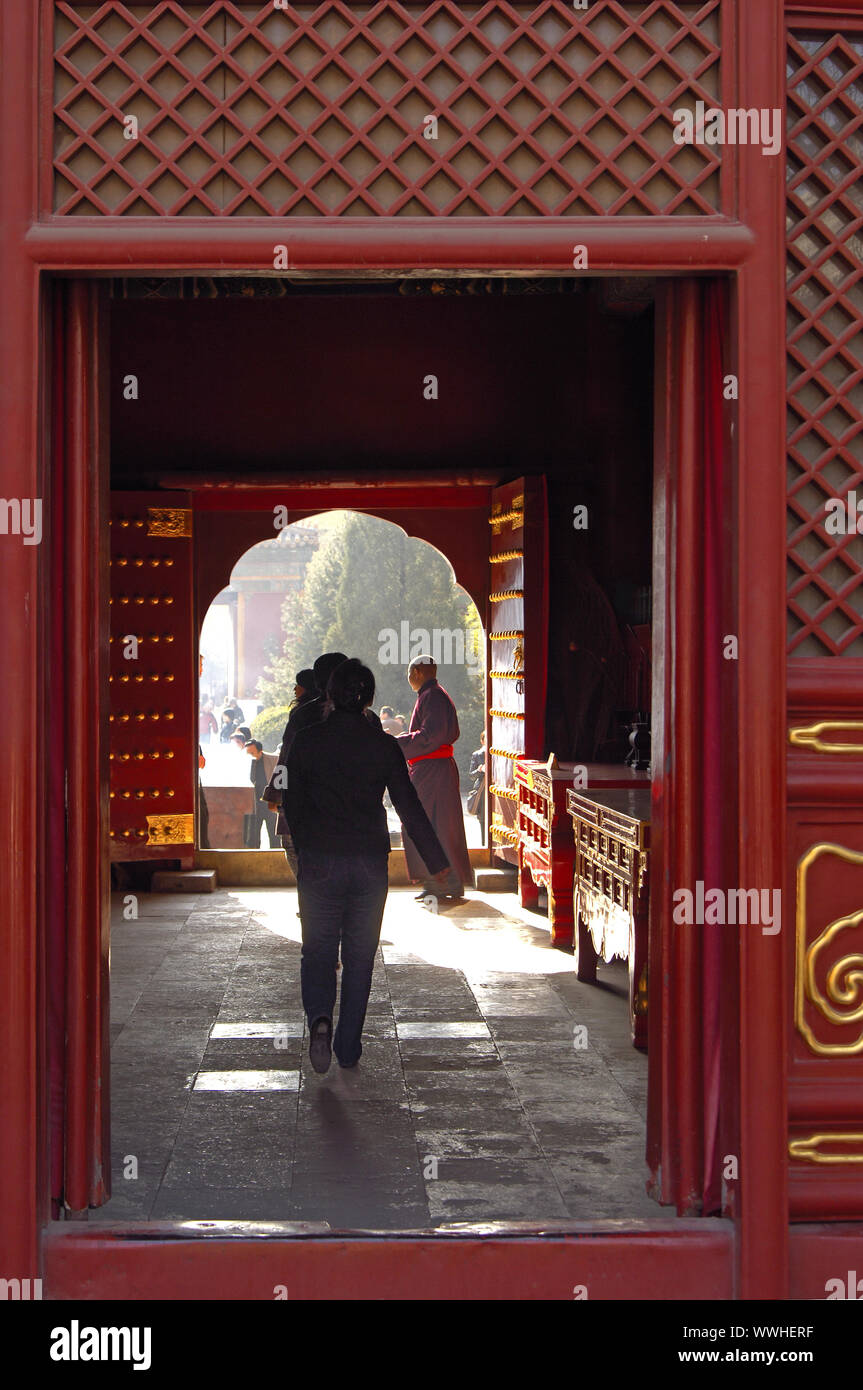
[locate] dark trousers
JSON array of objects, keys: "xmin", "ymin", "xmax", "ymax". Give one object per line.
[
  {"xmin": 281, "ymin": 832, "xmax": 299, "ymax": 876},
  {"xmin": 297, "ymin": 849, "xmax": 389, "ymax": 1066},
  {"xmin": 251, "ymin": 804, "xmax": 278, "ymax": 847}
]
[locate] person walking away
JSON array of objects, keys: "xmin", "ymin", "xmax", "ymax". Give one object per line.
[
  {"xmin": 395, "ymin": 654, "xmax": 474, "ymax": 902},
  {"xmin": 261, "ymin": 654, "xmax": 346, "ymax": 873},
  {"xmin": 286, "ymin": 659, "xmax": 449, "ymax": 1073}
]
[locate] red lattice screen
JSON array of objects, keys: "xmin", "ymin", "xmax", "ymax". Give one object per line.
[
  {"xmin": 786, "ymin": 27, "xmax": 863, "ymax": 657},
  {"xmin": 53, "ymin": 1, "xmax": 722, "ymax": 217}
]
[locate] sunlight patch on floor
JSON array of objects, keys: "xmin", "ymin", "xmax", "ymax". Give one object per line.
[{"xmin": 225, "ymin": 887, "xmax": 576, "ymax": 977}]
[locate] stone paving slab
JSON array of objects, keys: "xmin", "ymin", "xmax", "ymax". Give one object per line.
[{"xmin": 96, "ymin": 886, "xmax": 664, "ymax": 1231}]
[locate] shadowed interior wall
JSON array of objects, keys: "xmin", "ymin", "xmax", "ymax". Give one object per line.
[{"xmin": 110, "ymin": 284, "xmax": 654, "ymax": 760}]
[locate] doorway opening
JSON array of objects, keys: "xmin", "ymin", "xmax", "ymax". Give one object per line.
[
  {"xmin": 198, "ymin": 511, "xmax": 486, "ymax": 855},
  {"xmin": 88, "ymin": 271, "xmax": 680, "ymax": 1228}
]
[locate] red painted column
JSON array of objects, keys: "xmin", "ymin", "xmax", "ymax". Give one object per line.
[
  {"xmin": 0, "ymin": 0, "xmax": 41, "ymax": 1275},
  {"xmin": 735, "ymin": 0, "xmax": 789, "ymax": 1298},
  {"xmin": 648, "ymin": 282, "xmax": 706, "ymax": 1212},
  {"xmin": 63, "ymin": 282, "xmax": 111, "ymax": 1211}
]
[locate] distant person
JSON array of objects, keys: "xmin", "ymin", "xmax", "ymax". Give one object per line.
[
  {"xmin": 199, "ymin": 700, "xmax": 217, "ymax": 744},
  {"xmin": 379, "ymin": 705, "xmax": 401, "ymax": 735},
  {"xmin": 468, "ymin": 730, "xmax": 487, "ymax": 838},
  {"xmin": 262, "ymin": 653, "xmax": 348, "ymax": 873},
  {"xmin": 244, "ymin": 738, "xmax": 278, "ymax": 848},
  {"xmin": 293, "ymin": 669, "xmax": 317, "ymax": 708},
  {"xmin": 219, "ymin": 711, "xmax": 235, "ymax": 743},
  {"xmin": 197, "ymin": 655, "xmax": 210, "ymax": 848},
  {"xmin": 396, "ymin": 655, "xmax": 474, "ymax": 902},
  {"xmin": 286, "ymin": 659, "xmax": 449, "ymax": 1073},
  {"xmin": 230, "ymin": 724, "xmax": 251, "ymax": 750}
]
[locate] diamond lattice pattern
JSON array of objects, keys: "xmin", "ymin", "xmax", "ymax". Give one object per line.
[
  {"xmin": 787, "ymin": 29, "xmax": 863, "ymax": 656},
  {"xmin": 53, "ymin": 1, "xmax": 722, "ymax": 217}
]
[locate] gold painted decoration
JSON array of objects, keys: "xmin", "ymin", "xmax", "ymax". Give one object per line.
[
  {"xmin": 796, "ymin": 842, "xmax": 863, "ymax": 1056},
  {"xmin": 490, "ymin": 784, "xmax": 519, "ymax": 802},
  {"xmin": 147, "ymin": 507, "xmax": 193, "ymax": 538},
  {"xmin": 489, "ymin": 630, "xmax": 523, "ymax": 641},
  {"xmin": 146, "ymin": 812, "xmax": 194, "ymax": 845},
  {"xmin": 489, "ymin": 589, "xmax": 524, "ymax": 603},
  {"xmin": 789, "ymin": 721, "xmax": 863, "ymax": 754},
  {"xmin": 788, "ymin": 1133, "xmax": 863, "ymax": 1165},
  {"xmin": 489, "ymin": 497, "xmax": 524, "ymax": 534},
  {"xmin": 490, "ymin": 549, "xmax": 524, "ymax": 563}
]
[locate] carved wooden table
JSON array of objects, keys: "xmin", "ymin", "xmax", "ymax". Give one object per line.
[
  {"xmin": 566, "ymin": 786, "xmax": 651, "ymax": 1050},
  {"xmin": 514, "ymin": 761, "xmax": 648, "ymax": 949}
]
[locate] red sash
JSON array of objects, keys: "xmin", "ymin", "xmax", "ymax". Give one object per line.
[{"xmin": 407, "ymin": 743, "xmax": 454, "ymax": 767}]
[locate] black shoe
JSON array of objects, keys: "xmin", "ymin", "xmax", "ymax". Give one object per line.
[
  {"xmin": 337, "ymin": 1059, "xmax": 358, "ymax": 1069},
  {"xmin": 309, "ymin": 1016, "xmax": 332, "ymax": 1074}
]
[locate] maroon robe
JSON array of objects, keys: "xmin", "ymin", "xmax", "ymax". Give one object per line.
[{"xmin": 396, "ymin": 677, "xmax": 474, "ymax": 891}]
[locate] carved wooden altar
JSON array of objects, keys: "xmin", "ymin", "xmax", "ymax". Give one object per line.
[
  {"xmin": 514, "ymin": 761, "xmax": 647, "ymax": 948},
  {"xmin": 567, "ymin": 787, "xmax": 651, "ymax": 1050}
]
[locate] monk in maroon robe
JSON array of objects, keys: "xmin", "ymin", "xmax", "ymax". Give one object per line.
[{"xmin": 396, "ymin": 656, "xmax": 474, "ymax": 899}]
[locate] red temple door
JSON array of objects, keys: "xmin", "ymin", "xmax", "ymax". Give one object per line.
[
  {"xmin": 487, "ymin": 477, "xmax": 549, "ymax": 863},
  {"xmin": 109, "ymin": 492, "xmax": 197, "ymax": 866}
]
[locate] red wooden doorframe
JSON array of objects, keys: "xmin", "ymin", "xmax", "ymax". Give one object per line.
[{"xmin": 0, "ymin": 0, "xmax": 798, "ymax": 1303}]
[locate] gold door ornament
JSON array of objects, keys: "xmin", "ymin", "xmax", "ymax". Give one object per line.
[
  {"xmin": 796, "ymin": 843, "xmax": 863, "ymax": 1056},
  {"xmin": 489, "ymin": 495, "xmax": 524, "ymax": 535},
  {"xmin": 789, "ymin": 721, "xmax": 863, "ymax": 754},
  {"xmin": 147, "ymin": 507, "xmax": 193, "ymax": 539},
  {"xmin": 146, "ymin": 813, "xmax": 194, "ymax": 846},
  {"xmin": 788, "ymin": 1133, "xmax": 863, "ymax": 1165}
]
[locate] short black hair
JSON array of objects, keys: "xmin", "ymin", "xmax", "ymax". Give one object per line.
[
  {"xmin": 328, "ymin": 658, "xmax": 375, "ymax": 713},
  {"xmin": 313, "ymin": 651, "xmax": 348, "ymax": 687}
]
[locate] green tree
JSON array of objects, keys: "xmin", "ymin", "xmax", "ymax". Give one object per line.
[
  {"xmin": 257, "ymin": 513, "xmax": 485, "ymax": 776},
  {"xmin": 255, "ymin": 518, "xmax": 348, "ymax": 708}
]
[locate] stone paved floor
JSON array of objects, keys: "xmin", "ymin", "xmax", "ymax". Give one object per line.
[{"xmin": 95, "ymin": 887, "xmax": 675, "ymax": 1229}]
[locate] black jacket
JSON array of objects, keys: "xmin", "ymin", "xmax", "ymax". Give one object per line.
[
  {"xmin": 264, "ymin": 697, "xmax": 381, "ymax": 806},
  {"xmin": 286, "ymin": 708, "xmax": 448, "ymax": 873}
]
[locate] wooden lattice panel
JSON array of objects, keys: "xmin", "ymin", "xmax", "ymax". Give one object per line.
[
  {"xmin": 53, "ymin": 1, "xmax": 722, "ymax": 217},
  {"xmin": 786, "ymin": 28, "xmax": 863, "ymax": 657}
]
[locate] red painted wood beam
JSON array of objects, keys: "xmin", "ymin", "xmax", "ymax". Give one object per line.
[
  {"xmin": 789, "ymin": 1224, "xmax": 863, "ymax": 1299},
  {"xmin": 734, "ymin": 0, "xmax": 789, "ymax": 1299},
  {"xmin": 786, "ymin": 1, "xmax": 863, "ymax": 14},
  {"xmin": 0, "ymin": 0, "xmax": 41, "ymax": 1279},
  {"xmin": 25, "ymin": 219, "xmax": 756, "ymax": 274},
  {"xmin": 184, "ymin": 486, "xmax": 493, "ymax": 512},
  {"xmin": 787, "ymin": 659, "xmax": 863, "ymax": 715},
  {"xmin": 43, "ymin": 1222, "xmax": 734, "ymax": 1301}
]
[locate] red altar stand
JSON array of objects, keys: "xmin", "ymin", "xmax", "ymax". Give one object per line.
[{"xmin": 514, "ymin": 760, "xmax": 649, "ymax": 948}]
